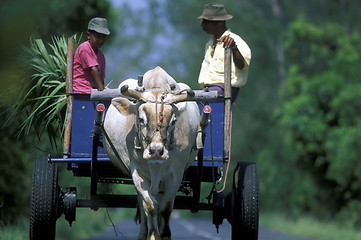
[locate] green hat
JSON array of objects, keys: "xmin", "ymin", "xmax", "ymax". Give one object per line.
[
  {"xmin": 88, "ymin": 17, "xmax": 110, "ymax": 35},
  {"xmin": 198, "ymin": 4, "xmax": 233, "ymax": 21}
]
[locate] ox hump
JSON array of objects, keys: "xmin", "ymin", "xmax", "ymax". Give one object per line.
[{"xmin": 143, "ymin": 66, "xmax": 179, "ymax": 91}]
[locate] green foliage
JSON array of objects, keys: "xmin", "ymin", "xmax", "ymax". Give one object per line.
[
  {"xmin": 0, "ymin": 0, "xmax": 112, "ymax": 96},
  {"xmin": 0, "ymin": 134, "xmax": 33, "ymax": 222},
  {"xmin": 0, "ymin": 217, "xmax": 28, "ymax": 240},
  {"xmin": 0, "ymin": 0, "xmax": 112, "ymax": 225},
  {"xmin": 0, "ymin": 209, "xmax": 126, "ymax": 240},
  {"xmin": 5, "ymin": 35, "xmax": 82, "ymax": 145},
  {"xmin": 35, "ymin": 0, "xmax": 112, "ymax": 39},
  {"xmin": 278, "ymin": 18, "xmax": 361, "ymax": 224},
  {"xmin": 261, "ymin": 212, "xmax": 361, "ymax": 240}
]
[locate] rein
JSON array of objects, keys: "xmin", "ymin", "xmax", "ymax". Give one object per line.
[{"xmin": 157, "ymin": 92, "xmax": 166, "ymax": 128}]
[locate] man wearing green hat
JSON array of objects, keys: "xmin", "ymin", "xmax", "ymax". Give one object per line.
[
  {"xmin": 198, "ymin": 4, "xmax": 251, "ymax": 102},
  {"xmin": 73, "ymin": 17, "xmax": 110, "ymax": 93}
]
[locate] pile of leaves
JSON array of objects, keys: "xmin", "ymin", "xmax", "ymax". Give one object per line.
[{"xmin": 5, "ymin": 34, "xmax": 81, "ymax": 145}]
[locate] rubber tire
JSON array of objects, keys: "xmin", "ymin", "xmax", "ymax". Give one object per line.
[
  {"xmin": 29, "ymin": 156, "xmax": 59, "ymax": 240},
  {"xmin": 231, "ymin": 161, "xmax": 259, "ymax": 240}
]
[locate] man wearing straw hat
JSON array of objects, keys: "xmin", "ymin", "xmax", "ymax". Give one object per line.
[{"xmin": 197, "ymin": 4, "xmax": 251, "ymax": 102}]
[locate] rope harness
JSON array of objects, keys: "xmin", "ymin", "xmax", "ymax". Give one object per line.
[{"xmin": 135, "ymin": 91, "xmax": 175, "ymax": 152}]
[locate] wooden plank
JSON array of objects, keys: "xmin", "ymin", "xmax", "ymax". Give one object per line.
[
  {"xmin": 90, "ymin": 89, "xmax": 219, "ymax": 102},
  {"xmin": 63, "ymin": 38, "xmax": 75, "ymax": 158},
  {"xmin": 223, "ymin": 48, "xmax": 232, "ymax": 162},
  {"xmin": 193, "ymin": 90, "xmax": 219, "ymax": 102},
  {"xmin": 90, "ymin": 89, "xmax": 120, "ymax": 101}
]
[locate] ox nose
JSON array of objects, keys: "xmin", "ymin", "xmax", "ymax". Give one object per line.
[{"xmin": 149, "ymin": 142, "xmax": 164, "ymax": 157}]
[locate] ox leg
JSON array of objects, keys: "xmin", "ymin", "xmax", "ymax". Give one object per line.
[
  {"xmin": 159, "ymin": 202, "xmax": 172, "ymax": 240},
  {"xmin": 132, "ymin": 169, "xmax": 161, "ymax": 240},
  {"xmin": 143, "ymin": 197, "xmax": 160, "ymax": 240},
  {"xmin": 137, "ymin": 194, "xmax": 148, "ymax": 240},
  {"xmin": 137, "ymin": 194, "xmax": 160, "ymax": 240},
  {"xmin": 158, "ymin": 173, "xmax": 185, "ymax": 240}
]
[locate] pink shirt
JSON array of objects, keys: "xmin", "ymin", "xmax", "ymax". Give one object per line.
[{"xmin": 72, "ymin": 41, "xmax": 106, "ymax": 93}]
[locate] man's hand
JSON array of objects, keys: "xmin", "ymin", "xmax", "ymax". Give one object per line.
[
  {"xmin": 217, "ymin": 35, "xmax": 245, "ymax": 69},
  {"xmin": 217, "ymin": 35, "xmax": 236, "ymax": 49}
]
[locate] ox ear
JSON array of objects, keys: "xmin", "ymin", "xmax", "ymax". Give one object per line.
[{"xmin": 111, "ymin": 97, "xmax": 135, "ymax": 115}]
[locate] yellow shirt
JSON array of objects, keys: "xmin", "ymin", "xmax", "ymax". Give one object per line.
[{"xmin": 198, "ymin": 30, "xmax": 251, "ymax": 88}]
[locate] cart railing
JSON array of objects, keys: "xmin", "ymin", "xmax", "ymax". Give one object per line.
[{"xmin": 90, "ymin": 88, "xmax": 219, "ymax": 102}]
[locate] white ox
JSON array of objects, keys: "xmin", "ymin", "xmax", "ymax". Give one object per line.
[{"xmin": 103, "ymin": 66, "xmax": 200, "ymax": 240}]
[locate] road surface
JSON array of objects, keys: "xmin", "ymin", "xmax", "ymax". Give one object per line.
[{"xmin": 81, "ymin": 216, "xmax": 316, "ymax": 240}]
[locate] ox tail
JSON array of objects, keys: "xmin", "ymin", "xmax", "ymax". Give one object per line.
[{"xmin": 134, "ymin": 202, "xmax": 141, "ymax": 224}]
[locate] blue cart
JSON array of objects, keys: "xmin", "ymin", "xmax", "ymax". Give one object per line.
[{"xmin": 29, "ymin": 40, "xmax": 259, "ymax": 240}]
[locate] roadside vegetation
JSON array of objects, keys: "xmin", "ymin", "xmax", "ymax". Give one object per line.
[
  {"xmin": 2, "ymin": 211, "xmax": 361, "ymax": 240},
  {"xmin": 260, "ymin": 212, "xmax": 361, "ymax": 240},
  {"xmin": 0, "ymin": 209, "xmax": 126, "ymax": 240}
]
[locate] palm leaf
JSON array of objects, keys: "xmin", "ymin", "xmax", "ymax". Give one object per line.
[{"xmin": 4, "ymin": 34, "xmax": 82, "ymax": 148}]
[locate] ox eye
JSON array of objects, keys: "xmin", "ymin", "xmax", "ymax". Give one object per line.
[
  {"xmin": 139, "ymin": 117, "xmax": 145, "ymax": 125},
  {"xmin": 171, "ymin": 116, "xmax": 177, "ymax": 125},
  {"xmin": 145, "ymin": 136, "xmax": 151, "ymax": 144}
]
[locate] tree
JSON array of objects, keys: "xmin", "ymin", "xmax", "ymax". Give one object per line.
[
  {"xmin": 0, "ymin": 0, "xmax": 112, "ymax": 222},
  {"xmin": 279, "ymin": 18, "xmax": 361, "ymax": 224}
]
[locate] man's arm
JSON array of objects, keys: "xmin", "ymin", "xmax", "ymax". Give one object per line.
[
  {"xmin": 90, "ymin": 66, "xmax": 104, "ymax": 90},
  {"xmin": 230, "ymin": 46, "xmax": 245, "ymax": 70},
  {"xmin": 218, "ymin": 35, "xmax": 246, "ymax": 70}
]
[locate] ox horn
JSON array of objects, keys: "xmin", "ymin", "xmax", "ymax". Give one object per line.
[
  {"xmin": 170, "ymin": 89, "xmax": 195, "ymax": 103},
  {"xmin": 120, "ymin": 84, "xmax": 143, "ymax": 100}
]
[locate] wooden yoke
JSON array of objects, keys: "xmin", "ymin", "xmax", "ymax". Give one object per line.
[
  {"xmin": 63, "ymin": 38, "xmax": 75, "ymax": 158},
  {"xmin": 223, "ymin": 48, "xmax": 232, "ymax": 162}
]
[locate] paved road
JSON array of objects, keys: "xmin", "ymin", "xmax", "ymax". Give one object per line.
[{"xmin": 82, "ymin": 217, "xmax": 316, "ymax": 240}]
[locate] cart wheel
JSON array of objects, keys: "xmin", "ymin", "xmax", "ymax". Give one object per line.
[
  {"xmin": 30, "ymin": 156, "xmax": 60, "ymax": 240},
  {"xmin": 231, "ymin": 161, "xmax": 259, "ymax": 240}
]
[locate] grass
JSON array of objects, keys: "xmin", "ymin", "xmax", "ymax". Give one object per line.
[
  {"xmin": 0, "ymin": 218, "xmax": 28, "ymax": 240},
  {"xmin": 260, "ymin": 212, "xmax": 361, "ymax": 240},
  {"xmin": 2, "ymin": 209, "xmax": 361, "ymax": 240},
  {"xmin": 0, "ymin": 208, "xmax": 127, "ymax": 240},
  {"xmin": 56, "ymin": 208, "xmax": 129, "ymax": 240}
]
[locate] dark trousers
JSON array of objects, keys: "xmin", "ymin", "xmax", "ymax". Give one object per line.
[{"xmin": 203, "ymin": 83, "xmax": 239, "ymax": 103}]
